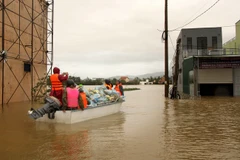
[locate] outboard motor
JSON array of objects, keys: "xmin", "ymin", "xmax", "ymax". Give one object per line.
[{"xmin": 28, "ymin": 96, "xmax": 61, "ymax": 120}]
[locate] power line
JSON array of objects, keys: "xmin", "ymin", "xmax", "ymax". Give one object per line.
[
  {"xmin": 182, "ymin": 0, "xmax": 212, "ymax": 25},
  {"xmin": 168, "ymin": 33, "xmax": 175, "ymax": 51},
  {"xmin": 170, "ymin": 0, "xmax": 221, "ymax": 32}
]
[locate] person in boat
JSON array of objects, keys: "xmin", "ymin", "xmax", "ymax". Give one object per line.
[
  {"xmin": 104, "ymin": 79, "xmax": 113, "ymax": 90},
  {"xmin": 114, "ymin": 80, "xmax": 124, "ymax": 96},
  {"xmin": 62, "ymin": 79, "xmax": 84, "ymax": 111},
  {"xmin": 49, "ymin": 67, "xmax": 68, "ymax": 104},
  {"xmin": 78, "ymin": 85, "xmax": 89, "ymax": 109}
]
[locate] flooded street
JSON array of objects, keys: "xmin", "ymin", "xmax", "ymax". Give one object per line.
[{"xmin": 1, "ymin": 85, "xmax": 240, "ymax": 160}]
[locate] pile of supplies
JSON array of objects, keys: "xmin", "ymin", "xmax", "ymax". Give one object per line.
[{"xmin": 80, "ymin": 85, "xmax": 125, "ymax": 107}]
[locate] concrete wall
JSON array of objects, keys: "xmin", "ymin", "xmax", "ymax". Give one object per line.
[
  {"xmin": 236, "ymin": 20, "xmax": 240, "ymax": 49},
  {"xmin": 223, "ymin": 39, "xmax": 236, "ymax": 50},
  {"xmin": 180, "ymin": 27, "xmax": 222, "ymax": 50},
  {"xmin": 233, "ymin": 68, "xmax": 240, "ymax": 96},
  {"xmin": 0, "ymin": 0, "xmax": 49, "ymax": 104},
  {"xmin": 223, "ymin": 20, "xmax": 240, "ymax": 54},
  {"xmin": 176, "ymin": 27, "xmax": 222, "ymax": 78},
  {"xmin": 175, "ymin": 28, "xmax": 222, "ymax": 95}
]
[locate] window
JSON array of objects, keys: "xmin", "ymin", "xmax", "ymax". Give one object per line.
[
  {"xmin": 187, "ymin": 37, "xmax": 192, "ymax": 50},
  {"xmin": 212, "ymin": 36, "xmax": 218, "ymax": 49},
  {"xmin": 197, "ymin": 37, "xmax": 207, "ymax": 49},
  {"xmin": 24, "ymin": 63, "xmax": 31, "ymax": 72}
]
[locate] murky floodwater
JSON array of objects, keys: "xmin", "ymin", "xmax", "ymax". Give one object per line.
[{"xmin": 1, "ymin": 85, "xmax": 240, "ymax": 160}]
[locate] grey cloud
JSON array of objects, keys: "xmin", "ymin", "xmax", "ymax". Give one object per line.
[
  {"xmin": 53, "ymin": 0, "xmax": 240, "ymax": 78},
  {"xmin": 55, "ymin": 51, "xmax": 162, "ymax": 65}
]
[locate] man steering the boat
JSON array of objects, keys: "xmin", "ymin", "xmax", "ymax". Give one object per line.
[{"xmin": 49, "ymin": 67, "xmax": 68, "ymax": 104}]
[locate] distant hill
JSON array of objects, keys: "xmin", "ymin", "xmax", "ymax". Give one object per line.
[{"xmin": 108, "ymin": 72, "xmax": 164, "ymax": 80}]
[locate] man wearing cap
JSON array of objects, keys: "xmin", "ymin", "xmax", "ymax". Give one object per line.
[{"xmin": 49, "ymin": 67, "xmax": 68, "ymax": 104}]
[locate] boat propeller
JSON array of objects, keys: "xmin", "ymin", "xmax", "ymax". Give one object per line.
[{"xmin": 28, "ymin": 96, "xmax": 61, "ymax": 120}]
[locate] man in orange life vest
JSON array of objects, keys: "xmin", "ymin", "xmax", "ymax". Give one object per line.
[
  {"xmin": 114, "ymin": 80, "xmax": 124, "ymax": 96},
  {"xmin": 78, "ymin": 84, "xmax": 88, "ymax": 109},
  {"xmin": 104, "ymin": 79, "xmax": 113, "ymax": 90},
  {"xmin": 62, "ymin": 79, "xmax": 84, "ymax": 111},
  {"xmin": 49, "ymin": 67, "xmax": 68, "ymax": 104}
]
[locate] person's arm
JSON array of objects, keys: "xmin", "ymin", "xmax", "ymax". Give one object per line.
[
  {"xmin": 58, "ymin": 73, "xmax": 68, "ymax": 82},
  {"xmin": 78, "ymin": 94, "xmax": 84, "ymax": 110},
  {"xmin": 62, "ymin": 89, "xmax": 68, "ymax": 111},
  {"xmin": 119, "ymin": 85, "xmax": 124, "ymax": 96}
]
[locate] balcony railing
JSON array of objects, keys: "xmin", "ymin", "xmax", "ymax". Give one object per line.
[{"xmin": 182, "ymin": 48, "xmax": 240, "ymax": 58}]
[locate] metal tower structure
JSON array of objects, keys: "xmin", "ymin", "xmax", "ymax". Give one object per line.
[{"xmin": 0, "ymin": 0, "xmax": 54, "ymax": 105}]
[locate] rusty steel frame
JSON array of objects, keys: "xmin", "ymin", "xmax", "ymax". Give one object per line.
[{"xmin": 0, "ymin": 0, "xmax": 54, "ymax": 105}]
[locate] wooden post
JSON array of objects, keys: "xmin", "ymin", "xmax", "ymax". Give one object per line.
[
  {"xmin": 164, "ymin": 0, "xmax": 169, "ymax": 97},
  {"xmin": 1, "ymin": 0, "xmax": 5, "ymax": 106}
]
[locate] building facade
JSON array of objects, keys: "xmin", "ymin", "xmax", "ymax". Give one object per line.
[
  {"xmin": 0, "ymin": 0, "xmax": 53, "ymax": 104},
  {"xmin": 120, "ymin": 76, "xmax": 130, "ymax": 82},
  {"xmin": 173, "ymin": 27, "xmax": 240, "ymax": 97},
  {"xmin": 223, "ymin": 20, "xmax": 240, "ymax": 54}
]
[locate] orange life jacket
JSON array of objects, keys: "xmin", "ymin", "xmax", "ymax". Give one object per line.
[
  {"xmin": 80, "ymin": 92, "xmax": 88, "ymax": 108},
  {"xmin": 115, "ymin": 84, "xmax": 122, "ymax": 95},
  {"xmin": 105, "ymin": 84, "xmax": 112, "ymax": 90},
  {"xmin": 50, "ymin": 74, "xmax": 63, "ymax": 91}
]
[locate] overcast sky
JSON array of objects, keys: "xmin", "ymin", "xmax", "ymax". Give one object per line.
[{"xmin": 53, "ymin": 0, "xmax": 240, "ymax": 79}]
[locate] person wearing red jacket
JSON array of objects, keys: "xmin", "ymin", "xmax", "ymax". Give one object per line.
[{"xmin": 49, "ymin": 67, "xmax": 68, "ymax": 104}]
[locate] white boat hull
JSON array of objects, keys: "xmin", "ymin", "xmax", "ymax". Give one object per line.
[{"xmin": 36, "ymin": 102, "xmax": 123, "ymax": 124}]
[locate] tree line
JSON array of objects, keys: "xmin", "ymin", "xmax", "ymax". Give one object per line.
[{"xmin": 47, "ymin": 75, "xmax": 169, "ymax": 85}]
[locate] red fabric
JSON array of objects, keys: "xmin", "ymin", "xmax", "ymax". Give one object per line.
[
  {"xmin": 58, "ymin": 74, "xmax": 68, "ymax": 82},
  {"xmin": 53, "ymin": 67, "xmax": 60, "ymax": 74},
  {"xmin": 50, "ymin": 89, "xmax": 63, "ymax": 104}
]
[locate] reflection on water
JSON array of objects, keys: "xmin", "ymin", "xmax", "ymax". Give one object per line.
[
  {"xmin": 45, "ymin": 130, "xmax": 90, "ymax": 160},
  {"xmin": 1, "ymin": 85, "xmax": 240, "ymax": 159},
  {"xmin": 163, "ymin": 97, "xmax": 240, "ymax": 160}
]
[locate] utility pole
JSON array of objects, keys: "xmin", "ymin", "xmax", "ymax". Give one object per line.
[
  {"xmin": 1, "ymin": 0, "xmax": 5, "ymax": 107},
  {"xmin": 164, "ymin": 0, "xmax": 169, "ymax": 97}
]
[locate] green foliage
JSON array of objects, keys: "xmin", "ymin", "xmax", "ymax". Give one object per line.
[
  {"xmin": 124, "ymin": 88, "xmax": 140, "ymax": 91},
  {"xmin": 46, "ymin": 74, "xmax": 171, "ymax": 86},
  {"xmin": 69, "ymin": 76, "xmax": 81, "ymax": 84},
  {"xmin": 32, "ymin": 75, "xmax": 48, "ymax": 103},
  {"xmin": 79, "ymin": 77, "xmax": 103, "ymax": 85},
  {"xmin": 111, "ymin": 78, "xmax": 117, "ymax": 84}
]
